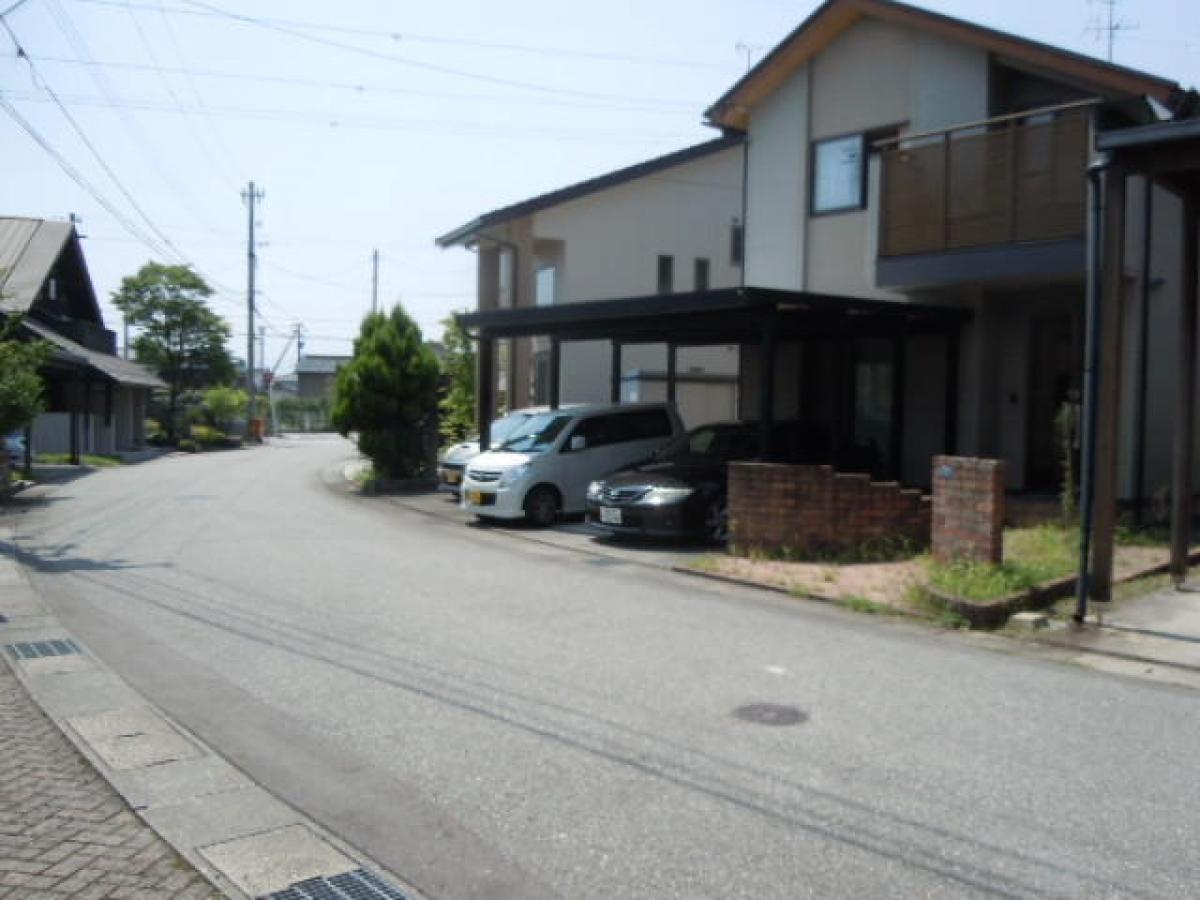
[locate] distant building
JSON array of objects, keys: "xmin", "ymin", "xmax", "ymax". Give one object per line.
[{"xmin": 296, "ymin": 354, "xmax": 350, "ymax": 399}]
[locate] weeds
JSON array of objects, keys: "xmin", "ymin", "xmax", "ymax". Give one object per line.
[{"xmin": 34, "ymin": 453, "xmax": 123, "ymax": 468}]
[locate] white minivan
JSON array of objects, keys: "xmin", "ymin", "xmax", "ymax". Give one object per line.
[{"xmin": 460, "ymin": 402, "xmax": 684, "ymax": 526}]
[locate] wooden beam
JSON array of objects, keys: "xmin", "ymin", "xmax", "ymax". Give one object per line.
[
  {"xmin": 1171, "ymin": 196, "xmax": 1198, "ymax": 583},
  {"xmin": 1089, "ymin": 167, "xmax": 1127, "ymax": 604}
]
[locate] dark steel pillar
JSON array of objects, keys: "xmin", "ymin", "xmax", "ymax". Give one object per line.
[
  {"xmin": 477, "ymin": 336, "xmax": 494, "ymax": 451},
  {"xmin": 1171, "ymin": 197, "xmax": 1198, "ymax": 584},
  {"xmin": 666, "ymin": 343, "xmax": 677, "ymax": 405},
  {"xmin": 1090, "ymin": 166, "xmax": 1127, "ymax": 606},
  {"xmin": 610, "ymin": 341, "xmax": 622, "ymax": 403},
  {"xmin": 758, "ymin": 307, "xmax": 777, "ymax": 460},
  {"xmin": 549, "ymin": 337, "xmax": 561, "ymax": 410},
  {"xmin": 943, "ymin": 327, "xmax": 960, "ymax": 454},
  {"xmin": 890, "ymin": 324, "xmax": 907, "ymax": 480}
]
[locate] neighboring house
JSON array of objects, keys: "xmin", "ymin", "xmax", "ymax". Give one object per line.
[
  {"xmin": 444, "ymin": 0, "xmax": 1196, "ymax": 505},
  {"xmin": 295, "ymin": 354, "xmax": 350, "ymax": 399},
  {"xmin": 0, "ymin": 217, "xmax": 164, "ymax": 458},
  {"xmin": 437, "ymin": 136, "xmax": 745, "ymax": 427}
]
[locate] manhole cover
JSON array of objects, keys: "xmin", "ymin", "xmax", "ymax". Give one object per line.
[{"xmin": 732, "ymin": 703, "xmax": 807, "ymax": 726}]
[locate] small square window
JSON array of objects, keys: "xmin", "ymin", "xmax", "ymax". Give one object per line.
[{"xmin": 812, "ymin": 133, "xmax": 866, "ymax": 214}]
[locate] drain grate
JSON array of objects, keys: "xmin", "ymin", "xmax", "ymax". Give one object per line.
[
  {"xmin": 732, "ymin": 703, "xmax": 808, "ymax": 726},
  {"xmin": 259, "ymin": 868, "xmax": 413, "ymax": 900},
  {"xmin": 5, "ymin": 639, "xmax": 82, "ymax": 660}
]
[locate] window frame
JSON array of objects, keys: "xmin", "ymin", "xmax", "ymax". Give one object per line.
[
  {"xmin": 656, "ymin": 255, "xmax": 674, "ymax": 295},
  {"xmin": 810, "ymin": 131, "xmax": 868, "ymax": 217}
]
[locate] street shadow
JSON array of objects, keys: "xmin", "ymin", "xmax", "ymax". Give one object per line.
[{"xmin": 0, "ymin": 538, "xmax": 157, "ymax": 576}]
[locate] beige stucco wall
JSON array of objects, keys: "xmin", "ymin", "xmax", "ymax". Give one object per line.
[{"xmin": 744, "ymin": 16, "xmax": 990, "ymax": 299}]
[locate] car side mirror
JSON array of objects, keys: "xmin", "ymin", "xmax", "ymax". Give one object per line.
[{"xmin": 569, "ymin": 434, "xmax": 587, "ymax": 451}]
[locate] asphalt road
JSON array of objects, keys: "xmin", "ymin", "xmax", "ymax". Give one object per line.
[{"xmin": 9, "ymin": 434, "xmax": 1200, "ymax": 899}]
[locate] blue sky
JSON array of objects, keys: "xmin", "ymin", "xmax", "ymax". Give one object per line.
[{"xmin": 2, "ymin": 0, "xmax": 1197, "ymax": 372}]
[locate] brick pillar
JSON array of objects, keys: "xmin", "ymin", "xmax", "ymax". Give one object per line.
[{"xmin": 932, "ymin": 455, "xmax": 1005, "ymax": 564}]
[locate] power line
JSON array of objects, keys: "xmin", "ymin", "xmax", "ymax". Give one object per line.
[
  {"xmin": 174, "ymin": 0, "xmax": 706, "ymax": 107},
  {"xmin": 69, "ymin": 0, "xmax": 730, "ymax": 72},
  {"xmin": 0, "ymin": 89, "xmax": 700, "ymax": 141},
  {"xmin": 25, "ymin": 54, "xmax": 703, "ymax": 113}
]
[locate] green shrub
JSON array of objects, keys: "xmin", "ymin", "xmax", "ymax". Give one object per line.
[
  {"xmin": 190, "ymin": 424, "xmax": 224, "ymax": 446},
  {"xmin": 177, "ymin": 438, "xmax": 198, "ymax": 453}
]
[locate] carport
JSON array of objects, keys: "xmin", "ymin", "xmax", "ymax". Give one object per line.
[{"xmin": 457, "ymin": 287, "xmax": 969, "ymax": 478}]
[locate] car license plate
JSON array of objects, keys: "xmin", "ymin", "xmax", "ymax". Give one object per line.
[
  {"xmin": 445, "ymin": 470, "xmax": 460, "ymax": 484},
  {"xmin": 467, "ymin": 490, "xmax": 484, "ymax": 505},
  {"xmin": 600, "ymin": 506, "xmax": 622, "ymax": 525}
]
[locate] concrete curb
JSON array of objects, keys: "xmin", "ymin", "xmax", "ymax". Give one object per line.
[{"xmin": 0, "ymin": 519, "xmax": 426, "ymax": 900}]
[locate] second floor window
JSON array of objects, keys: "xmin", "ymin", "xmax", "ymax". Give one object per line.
[
  {"xmin": 657, "ymin": 255, "xmax": 674, "ymax": 294},
  {"xmin": 812, "ymin": 133, "xmax": 866, "ymax": 214},
  {"xmin": 694, "ymin": 258, "xmax": 710, "ymax": 291}
]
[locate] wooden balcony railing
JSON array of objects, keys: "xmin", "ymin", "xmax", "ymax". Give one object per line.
[{"xmin": 878, "ymin": 102, "xmax": 1094, "ymax": 258}]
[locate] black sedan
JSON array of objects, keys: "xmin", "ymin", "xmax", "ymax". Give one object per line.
[{"xmin": 585, "ymin": 423, "xmax": 759, "ymax": 543}]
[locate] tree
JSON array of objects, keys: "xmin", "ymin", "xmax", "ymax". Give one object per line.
[
  {"xmin": 111, "ymin": 263, "xmax": 235, "ymax": 440},
  {"xmin": 331, "ymin": 305, "xmax": 440, "ymax": 478},
  {"xmin": 201, "ymin": 385, "xmax": 247, "ymax": 433},
  {"xmin": 439, "ymin": 311, "xmax": 476, "ymax": 443},
  {"xmin": 0, "ymin": 316, "xmax": 51, "ymax": 478}
]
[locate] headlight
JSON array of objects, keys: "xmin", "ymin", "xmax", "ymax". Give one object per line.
[
  {"xmin": 498, "ymin": 463, "xmax": 531, "ymax": 488},
  {"xmin": 586, "ymin": 481, "xmax": 604, "ymax": 501},
  {"xmin": 636, "ymin": 486, "xmax": 694, "ymax": 506}
]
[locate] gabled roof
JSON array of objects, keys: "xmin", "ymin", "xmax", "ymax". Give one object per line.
[
  {"xmin": 706, "ymin": 0, "xmax": 1183, "ymax": 131},
  {"xmin": 436, "ymin": 134, "xmax": 744, "ymax": 247},
  {"xmin": 0, "ymin": 217, "xmax": 92, "ymax": 314}
]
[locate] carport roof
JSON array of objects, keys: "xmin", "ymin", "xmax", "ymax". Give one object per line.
[{"xmin": 456, "ymin": 287, "xmax": 968, "ymax": 344}]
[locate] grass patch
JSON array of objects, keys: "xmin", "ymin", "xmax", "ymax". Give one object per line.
[
  {"xmin": 688, "ymin": 555, "xmax": 722, "ymax": 574},
  {"xmin": 908, "ymin": 585, "xmax": 970, "ymax": 628},
  {"xmin": 836, "ymin": 594, "xmax": 900, "ymax": 616},
  {"xmin": 736, "ymin": 536, "xmax": 919, "ymax": 565},
  {"xmin": 34, "ymin": 453, "xmax": 123, "ymax": 468},
  {"xmin": 353, "ymin": 464, "xmax": 377, "ymax": 488},
  {"xmin": 927, "ymin": 525, "xmax": 1079, "ymax": 603}
]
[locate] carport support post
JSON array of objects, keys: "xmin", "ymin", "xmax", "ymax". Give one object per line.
[
  {"xmin": 758, "ymin": 306, "xmax": 777, "ymax": 460},
  {"xmin": 890, "ymin": 324, "xmax": 907, "ymax": 480},
  {"xmin": 1170, "ymin": 196, "xmax": 1198, "ymax": 584},
  {"xmin": 943, "ymin": 327, "xmax": 959, "ymax": 454},
  {"xmin": 477, "ymin": 336, "xmax": 494, "ymax": 452},
  {"xmin": 666, "ymin": 343, "xmax": 677, "ymax": 405},
  {"xmin": 1090, "ymin": 166, "xmax": 1127, "ymax": 605},
  {"xmin": 610, "ymin": 341, "xmax": 622, "ymax": 403},
  {"xmin": 549, "ymin": 337, "xmax": 561, "ymax": 410}
]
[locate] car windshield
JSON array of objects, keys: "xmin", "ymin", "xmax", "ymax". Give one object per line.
[
  {"xmin": 498, "ymin": 413, "xmax": 573, "ymax": 454},
  {"xmin": 489, "ymin": 411, "xmax": 533, "ymax": 446},
  {"xmin": 659, "ymin": 426, "xmax": 758, "ymax": 461}
]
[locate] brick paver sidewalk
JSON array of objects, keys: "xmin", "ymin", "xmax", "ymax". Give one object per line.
[{"xmin": 0, "ymin": 665, "xmax": 221, "ymax": 899}]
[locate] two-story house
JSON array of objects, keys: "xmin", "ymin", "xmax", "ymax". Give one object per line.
[
  {"xmin": 437, "ymin": 135, "xmax": 745, "ymax": 428},
  {"xmin": 0, "ymin": 217, "xmax": 164, "ymax": 459},
  {"xmin": 445, "ymin": 0, "xmax": 1192, "ymax": 503}
]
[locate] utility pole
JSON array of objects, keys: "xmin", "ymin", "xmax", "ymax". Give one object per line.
[
  {"xmin": 294, "ymin": 322, "xmax": 304, "ymax": 371},
  {"xmin": 371, "ymin": 248, "xmax": 379, "ymax": 315},
  {"xmin": 241, "ymin": 181, "xmax": 264, "ymax": 441}
]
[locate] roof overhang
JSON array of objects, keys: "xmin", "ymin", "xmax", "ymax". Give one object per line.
[
  {"xmin": 22, "ymin": 319, "xmax": 167, "ymax": 389},
  {"xmin": 457, "ymin": 287, "xmax": 968, "ymax": 345},
  {"xmin": 705, "ymin": 0, "xmax": 1182, "ymax": 131}
]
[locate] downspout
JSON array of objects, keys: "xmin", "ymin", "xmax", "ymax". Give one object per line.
[
  {"xmin": 1075, "ymin": 154, "xmax": 1112, "ymax": 624},
  {"xmin": 1132, "ymin": 179, "xmax": 1153, "ymax": 525}
]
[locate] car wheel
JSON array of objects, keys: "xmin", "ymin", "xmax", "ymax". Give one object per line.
[
  {"xmin": 524, "ymin": 486, "xmax": 560, "ymax": 527},
  {"xmin": 703, "ymin": 497, "xmax": 729, "ymax": 544}
]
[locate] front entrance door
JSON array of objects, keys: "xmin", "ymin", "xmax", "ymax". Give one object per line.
[{"xmin": 1026, "ymin": 315, "xmax": 1080, "ymax": 490}]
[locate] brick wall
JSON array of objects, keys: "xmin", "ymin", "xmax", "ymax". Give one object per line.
[
  {"xmin": 728, "ymin": 463, "xmax": 930, "ymax": 556},
  {"xmin": 931, "ymin": 455, "xmax": 1005, "ymax": 564}
]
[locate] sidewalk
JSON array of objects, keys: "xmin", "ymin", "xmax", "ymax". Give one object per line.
[
  {"xmin": 1033, "ymin": 581, "xmax": 1200, "ymax": 675},
  {"xmin": 0, "ymin": 514, "xmax": 424, "ymax": 900}
]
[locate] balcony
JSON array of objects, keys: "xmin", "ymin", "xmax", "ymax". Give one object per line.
[{"xmin": 877, "ymin": 103, "xmax": 1092, "ymax": 288}]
